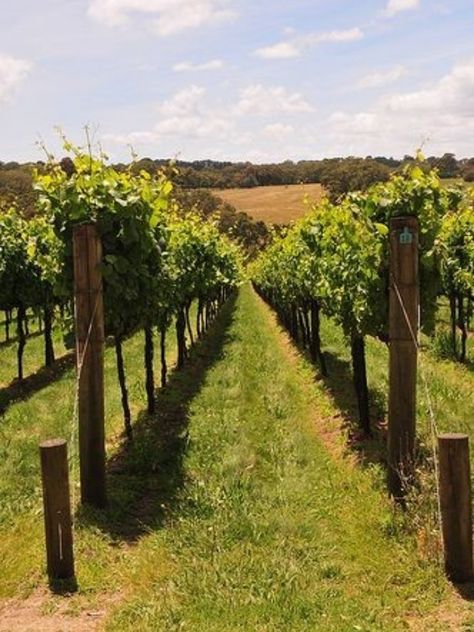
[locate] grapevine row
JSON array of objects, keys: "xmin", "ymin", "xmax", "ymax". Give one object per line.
[
  {"xmin": 0, "ymin": 141, "xmax": 243, "ymax": 434},
  {"xmin": 251, "ymin": 160, "xmax": 473, "ymax": 434}
]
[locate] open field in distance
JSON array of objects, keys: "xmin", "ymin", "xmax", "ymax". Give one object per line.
[{"xmin": 215, "ymin": 183, "xmax": 325, "ymax": 224}]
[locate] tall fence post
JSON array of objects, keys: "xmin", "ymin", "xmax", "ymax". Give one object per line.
[
  {"xmin": 39, "ymin": 439, "xmax": 75, "ymax": 583},
  {"xmin": 73, "ymin": 224, "xmax": 107, "ymax": 508},
  {"xmin": 438, "ymin": 433, "xmax": 473, "ymax": 582},
  {"xmin": 387, "ymin": 216, "xmax": 419, "ymax": 498}
]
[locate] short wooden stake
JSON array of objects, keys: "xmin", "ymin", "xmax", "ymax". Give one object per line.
[
  {"xmin": 438, "ymin": 433, "xmax": 473, "ymax": 583},
  {"xmin": 39, "ymin": 439, "xmax": 75, "ymax": 582},
  {"xmin": 73, "ymin": 224, "xmax": 107, "ymax": 508},
  {"xmin": 387, "ymin": 216, "xmax": 419, "ymax": 498}
]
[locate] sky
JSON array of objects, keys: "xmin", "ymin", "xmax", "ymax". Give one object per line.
[{"xmin": 1, "ymin": 0, "xmax": 473, "ymax": 163}]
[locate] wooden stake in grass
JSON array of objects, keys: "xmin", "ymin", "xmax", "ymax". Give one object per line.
[
  {"xmin": 73, "ymin": 224, "xmax": 107, "ymax": 508},
  {"xmin": 39, "ymin": 439, "xmax": 75, "ymax": 583},
  {"xmin": 438, "ymin": 433, "xmax": 473, "ymax": 583},
  {"xmin": 387, "ymin": 217, "xmax": 419, "ymax": 498}
]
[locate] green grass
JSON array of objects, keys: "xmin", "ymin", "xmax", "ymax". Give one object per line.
[
  {"xmin": 0, "ymin": 315, "xmax": 67, "ymax": 387},
  {"xmin": 0, "ymin": 316, "xmax": 180, "ymax": 599},
  {"xmin": 0, "ymin": 287, "xmax": 473, "ymax": 630},
  {"xmin": 318, "ymin": 305, "xmax": 474, "ymax": 463}
]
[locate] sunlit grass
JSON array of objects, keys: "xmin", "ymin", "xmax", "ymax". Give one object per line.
[{"xmin": 0, "ymin": 288, "xmax": 473, "ymax": 630}]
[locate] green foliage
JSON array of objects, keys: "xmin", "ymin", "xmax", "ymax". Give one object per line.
[
  {"xmin": 438, "ymin": 203, "xmax": 474, "ymax": 298},
  {"xmin": 172, "ymin": 188, "xmax": 270, "ymax": 257},
  {"xmin": 33, "ymin": 141, "xmax": 242, "ymax": 340},
  {"xmin": 253, "ymin": 161, "xmax": 460, "ymax": 341},
  {"xmin": 0, "ymin": 204, "xmax": 61, "ymax": 312}
]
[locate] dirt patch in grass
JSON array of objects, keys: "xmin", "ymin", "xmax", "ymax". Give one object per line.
[{"xmin": 0, "ymin": 588, "xmax": 120, "ymax": 632}]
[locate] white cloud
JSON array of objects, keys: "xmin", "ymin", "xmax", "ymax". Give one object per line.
[
  {"xmin": 254, "ymin": 42, "xmax": 300, "ymax": 60},
  {"xmin": 358, "ymin": 65, "xmax": 406, "ymax": 89},
  {"xmin": 315, "ymin": 28, "xmax": 364, "ymax": 44},
  {"xmin": 105, "ymin": 84, "xmax": 237, "ymax": 148},
  {"xmin": 157, "ymin": 85, "xmax": 206, "ymax": 116},
  {"xmin": 328, "ymin": 59, "xmax": 474, "ymax": 155},
  {"xmin": 235, "ymin": 85, "xmax": 315, "ymax": 115},
  {"xmin": 0, "ymin": 54, "xmax": 31, "ymax": 103},
  {"xmin": 87, "ymin": 0, "xmax": 237, "ymax": 36},
  {"xmin": 173, "ymin": 59, "xmax": 224, "ymax": 72},
  {"xmin": 255, "ymin": 27, "xmax": 363, "ymax": 59},
  {"xmin": 263, "ymin": 123, "xmax": 294, "ymax": 139},
  {"xmin": 103, "ymin": 83, "xmax": 314, "ymax": 157},
  {"xmin": 385, "ymin": 0, "xmax": 420, "ymax": 18}
]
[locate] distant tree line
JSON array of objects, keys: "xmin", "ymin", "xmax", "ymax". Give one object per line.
[
  {"xmin": 122, "ymin": 152, "xmax": 474, "ymax": 189},
  {"xmin": 0, "ymin": 159, "xmax": 271, "ymax": 257},
  {"xmin": 1, "ymin": 151, "xmax": 473, "ymax": 224}
]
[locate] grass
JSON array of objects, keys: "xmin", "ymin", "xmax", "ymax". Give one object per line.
[
  {"xmin": 0, "ymin": 317, "xmax": 181, "ymax": 599},
  {"xmin": 0, "ymin": 315, "xmax": 67, "ymax": 388},
  {"xmin": 215, "ymin": 184, "xmax": 324, "ymax": 225},
  {"xmin": 1, "ymin": 286, "xmax": 473, "ymax": 630}
]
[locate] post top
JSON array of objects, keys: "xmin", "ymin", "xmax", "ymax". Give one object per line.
[
  {"xmin": 40, "ymin": 438, "xmax": 67, "ymax": 449},
  {"xmin": 438, "ymin": 432, "xmax": 469, "ymax": 441},
  {"xmin": 389, "ymin": 216, "xmax": 419, "ymax": 228},
  {"xmin": 72, "ymin": 223, "xmax": 98, "ymax": 236}
]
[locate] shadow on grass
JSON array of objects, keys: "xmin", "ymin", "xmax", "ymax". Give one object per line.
[
  {"xmin": 453, "ymin": 581, "xmax": 474, "ymax": 602},
  {"xmin": 430, "ymin": 330, "xmax": 473, "ymax": 373},
  {"xmin": 0, "ymin": 352, "xmax": 75, "ymax": 415},
  {"xmin": 320, "ymin": 350, "xmax": 389, "ymax": 469},
  {"xmin": 268, "ymin": 304, "xmax": 390, "ymax": 471},
  {"xmin": 0, "ymin": 330, "xmax": 42, "ymax": 350},
  {"xmin": 78, "ymin": 293, "xmax": 238, "ymax": 544}
]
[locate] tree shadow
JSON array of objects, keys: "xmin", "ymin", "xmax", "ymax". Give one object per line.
[
  {"xmin": 77, "ymin": 293, "xmax": 238, "ymax": 544},
  {"xmin": 453, "ymin": 581, "xmax": 474, "ymax": 601},
  {"xmin": 316, "ymin": 349, "xmax": 389, "ymax": 469},
  {"xmin": 0, "ymin": 330, "xmax": 43, "ymax": 349},
  {"xmin": 0, "ymin": 352, "xmax": 75, "ymax": 415},
  {"xmin": 256, "ymin": 297, "xmax": 391, "ymax": 473}
]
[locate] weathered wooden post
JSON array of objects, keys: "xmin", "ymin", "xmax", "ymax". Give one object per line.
[
  {"xmin": 438, "ymin": 433, "xmax": 473, "ymax": 582},
  {"xmin": 39, "ymin": 439, "xmax": 75, "ymax": 582},
  {"xmin": 387, "ymin": 217, "xmax": 419, "ymax": 498},
  {"xmin": 73, "ymin": 224, "xmax": 107, "ymax": 507}
]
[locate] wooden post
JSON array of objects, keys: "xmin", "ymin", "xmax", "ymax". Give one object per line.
[
  {"xmin": 73, "ymin": 224, "xmax": 107, "ymax": 507},
  {"xmin": 438, "ymin": 433, "xmax": 473, "ymax": 582},
  {"xmin": 39, "ymin": 439, "xmax": 75, "ymax": 582},
  {"xmin": 387, "ymin": 216, "xmax": 419, "ymax": 497}
]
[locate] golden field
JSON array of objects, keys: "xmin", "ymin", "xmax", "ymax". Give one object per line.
[{"xmin": 215, "ymin": 183, "xmax": 325, "ymax": 224}]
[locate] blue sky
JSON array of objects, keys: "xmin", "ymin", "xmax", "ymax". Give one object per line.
[{"xmin": 1, "ymin": 0, "xmax": 473, "ymax": 162}]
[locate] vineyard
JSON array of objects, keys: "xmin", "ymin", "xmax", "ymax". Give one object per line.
[{"xmin": 0, "ymin": 145, "xmax": 474, "ymax": 631}]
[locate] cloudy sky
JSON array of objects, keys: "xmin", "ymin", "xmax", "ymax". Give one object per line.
[{"xmin": 1, "ymin": 0, "xmax": 473, "ymax": 162}]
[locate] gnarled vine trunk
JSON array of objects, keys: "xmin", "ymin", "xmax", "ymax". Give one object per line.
[
  {"xmin": 310, "ymin": 300, "xmax": 327, "ymax": 377},
  {"xmin": 449, "ymin": 293, "xmax": 457, "ymax": 358},
  {"xmin": 114, "ymin": 335, "xmax": 132, "ymax": 439},
  {"xmin": 185, "ymin": 301, "xmax": 194, "ymax": 347},
  {"xmin": 160, "ymin": 325, "xmax": 167, "ymax": 388},
  {"xmin": 44, "ymin": 304, "xmax": 55, "ymax": 367},
  {"xmin": 456, "ymin": 294, "xmax": 468, "ymax": 363},
  {"xmin": 17, "ymin": 305, "xmax": 26, "ymax": 381},
  {"xmin": 144, "ymin": 325, "xmax": 155, "ymax": 414},
  {"xmin": 350, "ymin": 333, "xmax": 370, "ymax": 436},
  {"xmin": 176, "ymin": 307, "xmax": 187, "ymax": 369}
]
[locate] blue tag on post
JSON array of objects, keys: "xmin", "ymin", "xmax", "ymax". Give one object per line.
[{"xmin": 399, "ymin": 226, "xmax": 413, "ymax": 245}]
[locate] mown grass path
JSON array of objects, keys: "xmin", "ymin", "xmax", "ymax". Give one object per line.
[
  {"xmin": 1, "ymin": 285, "xmax": 472, "ymax": 631},
  {"xmin": 104, "ymin": 286, "xmax": 467, "ymax": 631}
]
